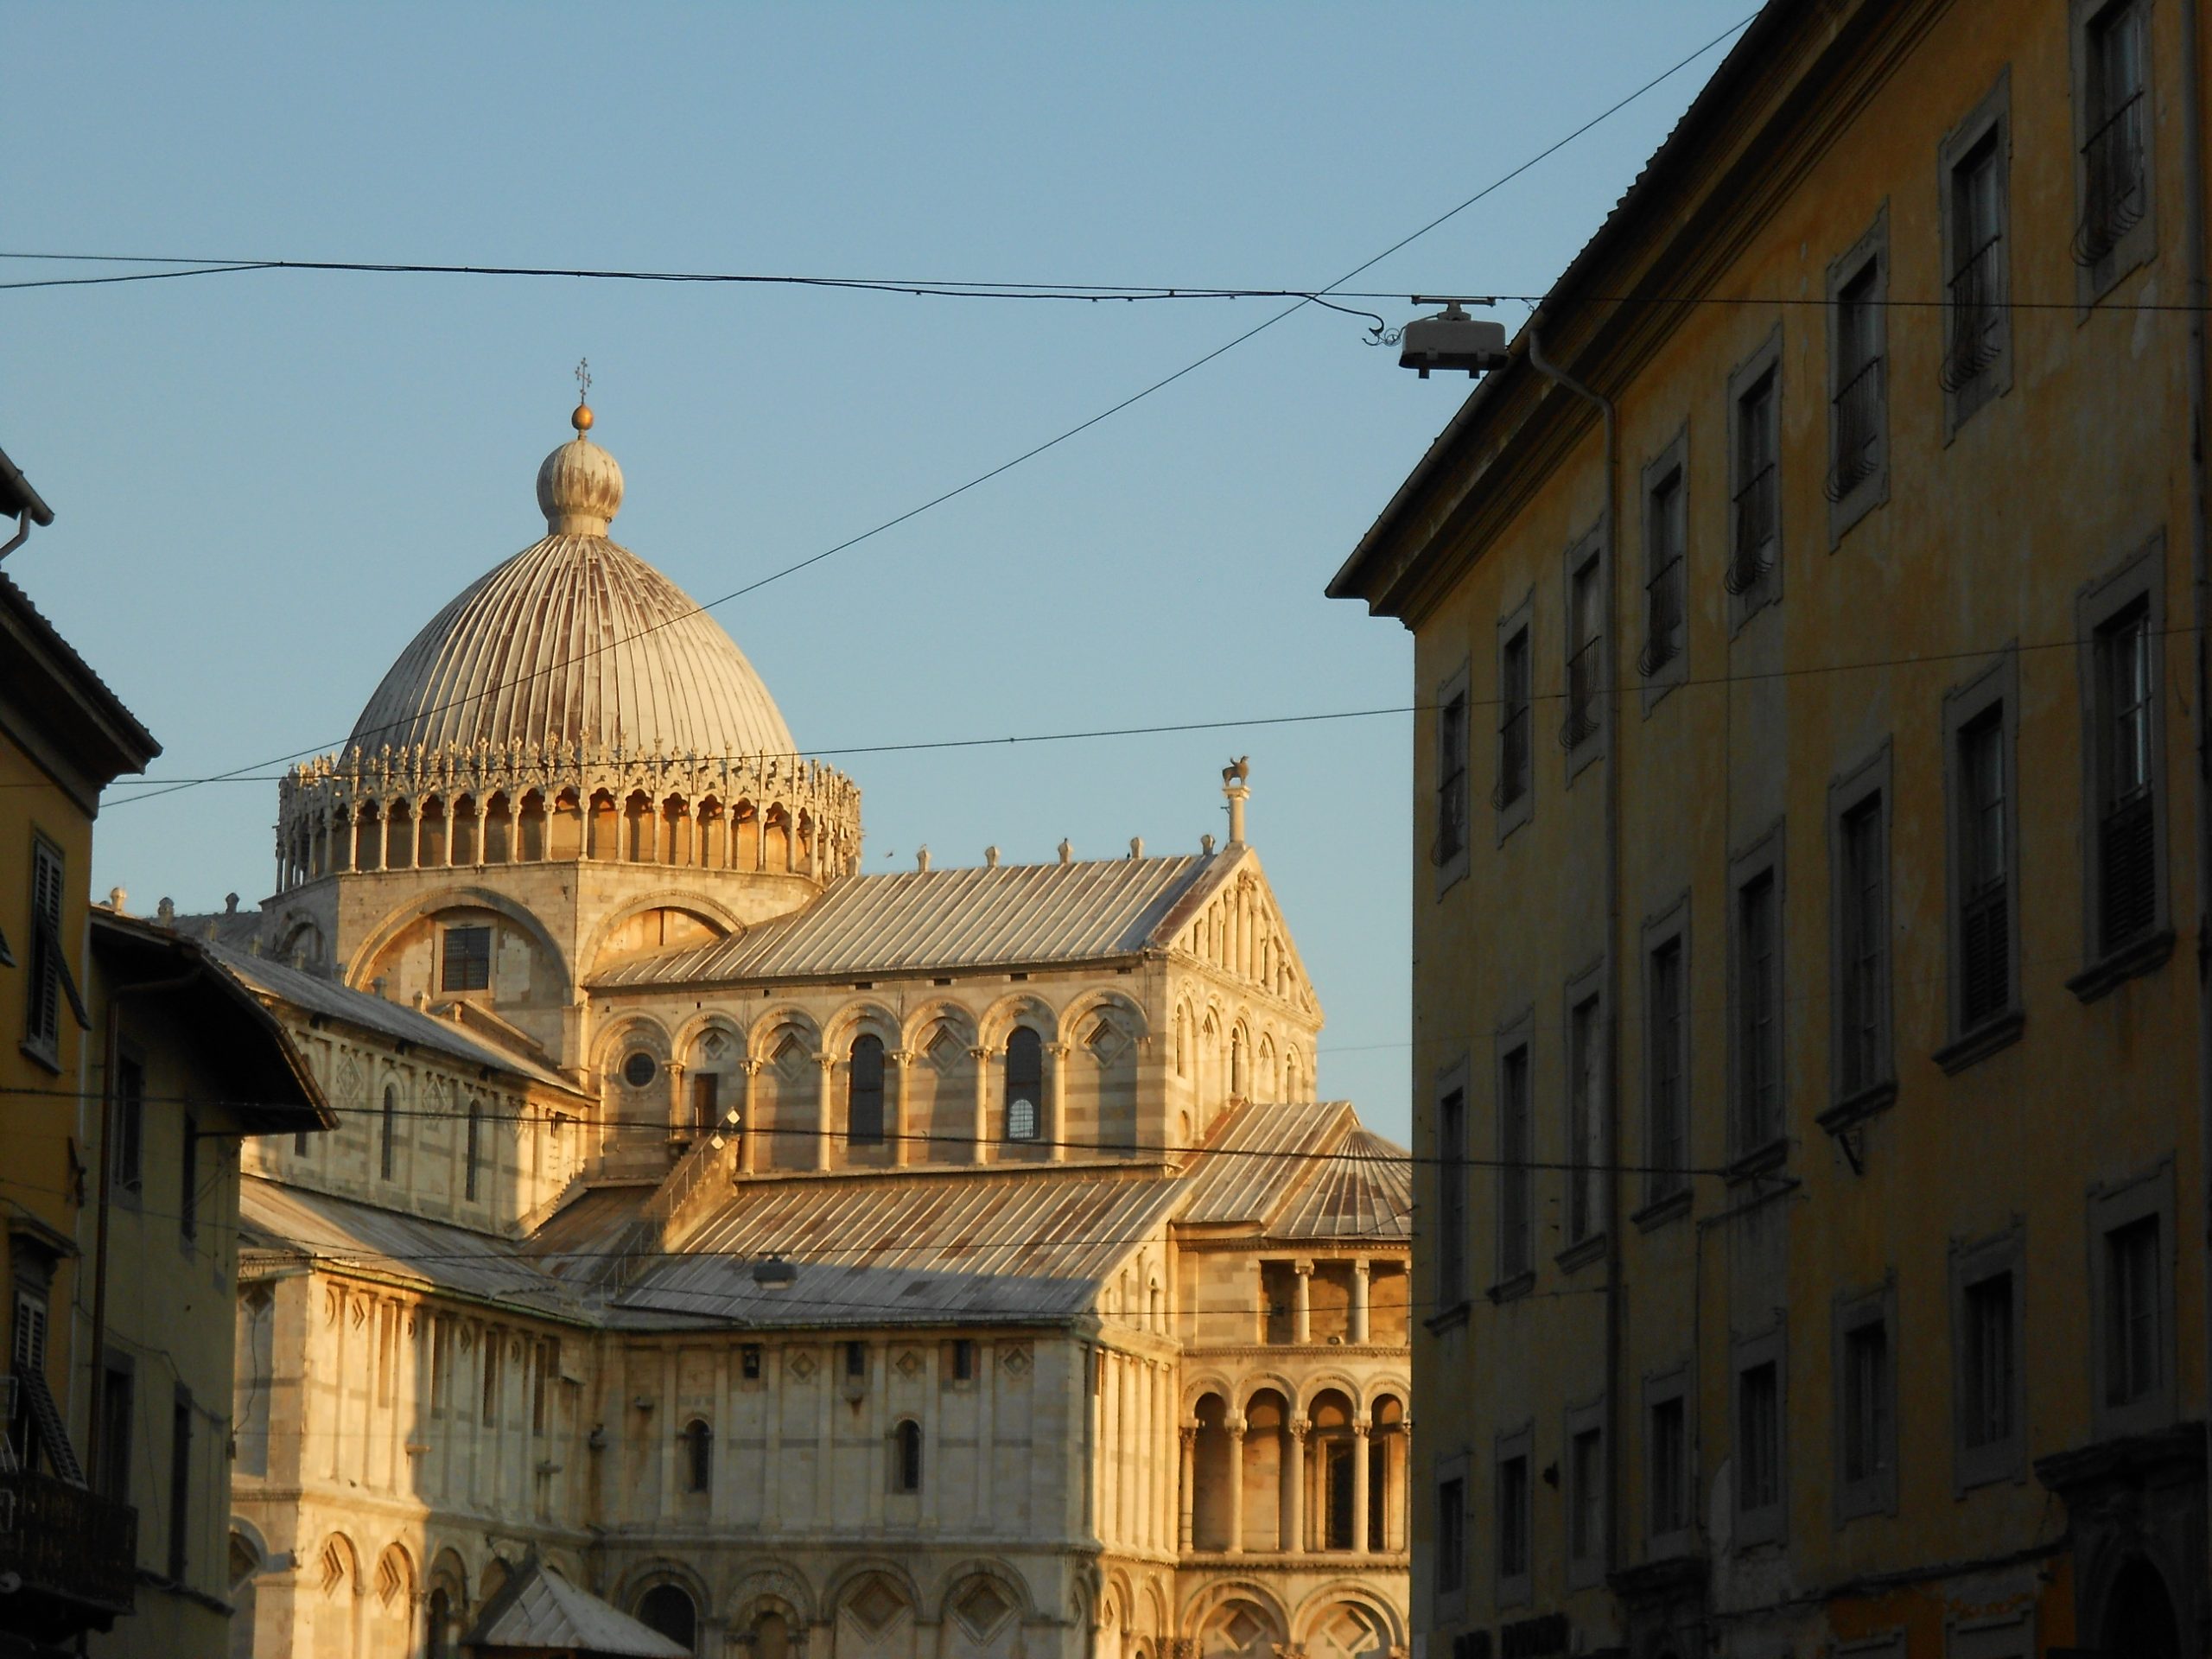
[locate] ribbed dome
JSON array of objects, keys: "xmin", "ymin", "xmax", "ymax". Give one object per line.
[{"xmin": 346, "ymin": 433, "xmax": 796, "ymax": 760}]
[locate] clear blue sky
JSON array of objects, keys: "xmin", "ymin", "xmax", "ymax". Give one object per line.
[{"xmin": 10, "ymin": 2, "xmax": 1751, "ymax": 1143}]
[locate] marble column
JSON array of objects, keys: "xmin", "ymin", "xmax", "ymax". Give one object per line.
[
  {"xmin": 814, "ymin": 1055, "xmax": 836, "ymax": 1170},
  {"xmin": 1350, "ymin": 1421, "xmax": 1370, "ymax": 1554},
  {"xmin": 1046, "ymin": 1041, "xmax": 1070, "ymax": 1162},
  {"xmin": 1284, "ymin": 1420, "xmax": 1306, "ymax": 1553},
  {"xmin": 890, "ymin": 1051, "xmax": 913, "ymax": 1167},
  {"xmin": 1178, "ymin": 1425, "xmax": 1197, "ymax": 1550},
  {"xmin": 1351, "ymin": 1260, "xmax": 1370, "ymax": 1344},
  {"xmin": 1293, "ymin": 1261, "xmax": 1313, "ymax": 1344},
  {"xmin": 1225, "ymin": 1419, "xmax": 1245, "ymax": 1554},
  {"xmin": 738, "ymin": 1060, "xmax": 762, "ymax": 1175},
  {"xmin": 969, "ymin": 1046, "xmax": 992, "ymax": 1165}
]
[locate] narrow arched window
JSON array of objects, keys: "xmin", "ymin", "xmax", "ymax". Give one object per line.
[
  {"xmin": 681, "ymin": 1418, "xmax": 712, "ymax": 1493},
  {"xmin": 1005, "ymin": 1027, "xmax": 1042, "ymax": 1141},
  {"xmin": 380, "ymin": 1085, "xmax": 397, "ymax": 1180},
  {"xmin": 849, "ymin": 1034, "xmax": 886, "ymax": 1147},
  {"xmin": 1230, "ymin": 1030, "xmax": 1246, "ymax": 1098},
  {"xmin": 464, "ymin": 1100, "xmax": 482, "ymax": 1201},
  {"xmin": 426, "ymin": 1588, "xmax": 452, "ymax": 1659},
  {"xmin": 894, "ymin": 1420, "xmax": 923, "ymax": 1491}
]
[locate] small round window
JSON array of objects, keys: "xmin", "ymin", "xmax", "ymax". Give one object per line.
[{"xmin": 622, "ymin": 1052, "xmax": 659, "ymax": 1090}]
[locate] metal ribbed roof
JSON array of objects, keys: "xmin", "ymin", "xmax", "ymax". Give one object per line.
[
  {"xmin": 592, "ymin": 853, "xmax": 1219, "ymax": 987},
  {"xmin": 467, "ymin": 1555, "xmax": 689, "ymax": 1658},
  {"xmin": 1178, "ymin": 1101, "xmax": 1354, "ymax": 1226},
  {"xmin": 1272, "ymin": 1128, "xmax": 1413, "ymax": 1241},
  {"xmin": 347, "ymin": 531, "xmax": 795, "ymax": 760},
  {"xmin": 238, "ymin": 1177, "xmax": 581, "ymax": 1309},
  {"xmin": 206, "ymin": 943, "xmax": 585, "ymax": 1096},
  {"xmin": 601, "ymin": 1165, "xmax": 1188, "ymax": 1327}
]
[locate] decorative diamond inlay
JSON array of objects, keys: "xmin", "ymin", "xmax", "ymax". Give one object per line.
[
  {"xmin": 849, "ymin": 1577, "xmax": 905, "ymax": 1634},
  {"xmin": 702, "ymin": 1031, "xmax": 730, "ymax": 1061},
  {"xmin": 1000, "ymin": 1345, "xmax": 1030, "ymax": 1376},
  {"xmin": 787, "ymin": 1351, "xmax": 816, "ymax": 1381},
  {"xmin": 953, "ymin": 1580, "xmax": 1012, "ymax": 1641},
  {"xmin": 895, "ymin": 1349, "xmax": 924, "ymax": 1379},
  {"xmin": 925, "ymin": 1027, "xmax": 963, "ymax": 1073}
]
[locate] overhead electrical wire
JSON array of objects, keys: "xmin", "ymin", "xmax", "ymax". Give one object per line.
[
  {"xmin": 72, "ymin": 616, "xmax": 2206, "ymax": 795},
  {"xmin": 61, "ymin": 12, "xmax": 1756, "ymax": 814}
]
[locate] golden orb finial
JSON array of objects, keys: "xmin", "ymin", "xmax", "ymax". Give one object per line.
[{"xmin": 571, "ymin": 357, "xmax": 594, "ymax": 436}]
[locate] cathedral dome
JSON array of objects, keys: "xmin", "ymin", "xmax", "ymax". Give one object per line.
[{"xmin": 346, "ymin": 421, "xmax": 797, "ymax": 760}]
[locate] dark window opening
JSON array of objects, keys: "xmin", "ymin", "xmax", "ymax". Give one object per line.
[
  {"xmin": 741, "ymin": 1344, "xmax": 762, "ymax": 1381},
  {"xmin": 1495, "ymin": 632, "xmax": 1532, "ymax": 810},
  {"xmin": 380, "ymin": 1084, "xmax": 398, "ymax": 1180},
  {"xmin": 1735, "ymin": 870, "xmax": 1781, "ymax": 1151},
  {"xmin": 1839, "ymin": 795, "xmax": 1887, "ymax": 1095},
  {"xmin": 1730, "ymin": 368, "xmax": 1780, "ymax": 597},
  {"xmin": 849, "ymin": 1033, "xmax": 887, "ymax": 1146},
  {"xmin": 1642, "ymin": 467, "xmax": 1685, "ymax": 674},
  {"xmin": 1496, "ymin": 1455, "xmax": 1529, "ymax": 1580},
  {"xmin": 1003, "ymin": 1027, "xmax": 1041, "ymax": 1141},
  {"xmin": 952, "ymin": 1339, "xmax": 975, "ymax": 1382},
  {"xmin": 2095, "ymin": 600, "xmax": 2157, "ymax": 952},
  {"xmin": 1945, "ymin": 135, "xmax": 2006, "ymax": 391},
  {"xmin": 1561, "ymin": 556, "xmax": 1603, "ymax": 749},
  {"xmin": 845, "ymin": 1340, "xmax": 867, "ymax": 1380},
  {"xmin": 637, "ymin": 1586, "xmax": 697, "ymax": 1654},
  {"xmin": 1828, "ymin": 264, "xmax": 1885, "ymax": 501},
  {"xmin": 2076, "ymin": 0, "xmax": 2150, "ymax": 267},
  {"xmin": 1568, "ymin": 1428, "xmax": 1602, "ymax": 1562},
  {"xmin": 895, "ymin": 1420, "xmax": 923, "ymax": 1492},
  {"xmin": 1959, "ymin": 708, "xmax": 2011, "ymax": 1027},
  {"xmin": 1963, "ymin": 1272, "xmax": 2015, "ymax": 1450},
  {"xmin": 168, "ymin": 1388, "xmax": 193, "ymax": 1580},
  {"xmin": 1738, "ymin": 1361, "xmax": 1781, "ymax": 1513},
  {"xmin": 180, "ymin": 1114, "xmax": 199, "ymax": 1243},
  {"xmin": 1437, "ymin": 689, "xmax": 1469, "ymax": 861},
  {"xmin": 1841, "ymin": 1320, "xmax": 1890, "ymax": 1486},
  {"xmin": 441, "ymin": 925, "xmax": 492, "ymax": 994},
  {"xmin": 2106, "ymin": 1215, "xmax": 2161, "ymax": 1407},
  {"xmin": 682, "ymin": 1419, "xmax": 712, "ymax": 1494},
  {"xmin": 1649, "ymin": 1396, "xmax": 1687, "ymax": 1536}
]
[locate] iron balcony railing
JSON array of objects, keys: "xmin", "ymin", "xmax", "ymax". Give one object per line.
[
  {"xmin": 2074, "ymin": 89, "xmax": 2147, "ymax": 268},
  {"xmin": 1558, "ymin": 639, "xmax": 1602, "ymax": 749},
  {"xmin": 1941, "ymin": 233, "xmax": 2006, "ymax": 391},
  {"xmin": 1638, "ymin": 556, "xmax": 1684, "ymax": 676},
  {"xmin": 1825, "ymin": 357, "xmax": 1885, "ymax": 502},
  {"xmin": 0, "ymin": 1467, "xmax": 138, "ymax": 1619},
  {"xmin": 1491, "ymin": 705, "xmax": 1531, "ymax": 809},
  {"xmin": 1726, "ymin": 461, "xmax": 1778, "ymax": 594}
]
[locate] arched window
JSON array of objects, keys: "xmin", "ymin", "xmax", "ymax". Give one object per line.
[
  {"xmin": 379, "ymin": 1085, "xmax": 397, "ymax": 1180},
  {"xmin": 681, "ymin": 1418, "xmax": 713, "ymax": 1494},
  {"xmin": 894, "ymin": 1419, "xmax": 923, "ymax": 1491},
  {"xmin": 848, "ymin": 1034, "xmax": 886, "ymax": 1147},
  {"xmin": 637, "ymin": 1585, "xmax": 698, "ymax": 1653},
  {"xmin": 1230, "ymin": 1029, "xmax": 1246, "ymax": 1097},
  {"xmin": 464, "ymin": 1099, "xmax": 482, "ymax": 1201},
  {"xmin": 1005, "ymin": 1027, "xmax": 1042, "ymax": 1141}
]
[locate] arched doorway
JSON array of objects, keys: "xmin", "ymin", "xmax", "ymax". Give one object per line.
[{"xmin": 2101, "ymin": 1556, "xmax": 2181, "ymax": 1659}]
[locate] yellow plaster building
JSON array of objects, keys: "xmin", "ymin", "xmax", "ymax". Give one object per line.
[
  {"xmin": 1332, "ymin": 1, "xmax": 2209, "ymax": 1654},
  {"xmin": 0, "ymin": 444, "xmax": 330, "ymax": 1659}
]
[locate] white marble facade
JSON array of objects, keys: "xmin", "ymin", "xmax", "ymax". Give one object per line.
[{"xmin": 205, "ymin": 413, "xmax": 1409, "ymax": 1659}]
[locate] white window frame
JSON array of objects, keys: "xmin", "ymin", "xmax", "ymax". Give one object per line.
[
  {"xmin": 1938, "ymin": 650, "xmax": 2024, "ymax": 1071},
  {"xmin": 1726, "ymin": 327, "xmax": 1784, "ymax": 626},
  {"xmin": 1492, "ymin": 1010, "xmax": 1535, "ymax": 1299},
  {"xmin": 1495, "ymin": 591, "xmax": 1536, "ymax": 842},
  {"xmin": 1492, "ymin": 1421, "xmax": 1534, "ymax": 1608},
  {"xmin": 2069, "ymin": 0, "xmax": 2158, "ymax": 302},
  {"xmin": 1732, "ymin": 1320, "xmax": 1788, "ymax": 1550},
  {"xmin": 1637, "ymin": 895, "xmax": 1692, "ymax": 1224},
  {"xmin": 1638, "ymin": 425, "xmax": 1689, "ymax": 707},
  {"xmin": 1560, "ymin": 522, "xmax": 1608, "ymax": 782},
  {"xmin": 1726, "ymin": 823, "xmax": 1787, "ymax": 1172},
  {"xmin": 1434, "ymin": 658, "xmax": 1471, "ymax": 895},
  {"xmin": 1641, "ymin": 1361, "xmax": 1694, "ymax": 1559}
]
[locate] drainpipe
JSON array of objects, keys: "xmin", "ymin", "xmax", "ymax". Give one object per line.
[
  {"xmin": 85, "ymin": 965, "xmax": 199, "ymax": 1484},
  {"xmin": 2178, "ymin": 0, "xmax": 2212, "ymax": 1593},
  {"xmin": 1526, "ymin": 319, "xmax": 1626, "ymax": 1590}
]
